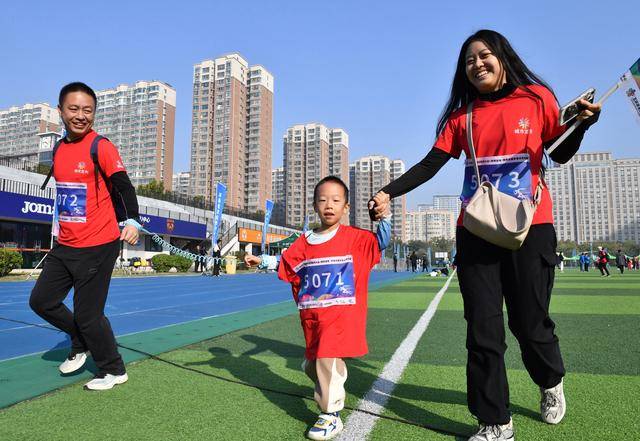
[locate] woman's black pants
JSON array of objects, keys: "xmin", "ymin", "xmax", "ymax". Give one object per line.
[{"xmin": 456, "ymin": 224, "xmax": 565, "ymax": 425}]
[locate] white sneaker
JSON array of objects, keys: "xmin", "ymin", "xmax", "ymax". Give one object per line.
[
  {"xmin": 307, "ymin": 412, "xmax": 343, "ymax": 440},
  {"xmin": 541, "ymin": 379, "xmax": 566, "ymax": 424},
  {"xmin": 468, "ymin": 418, "xmax": 514, "ymax": 441},
  {"xmin": 59, "ymin": 352, "xmax": 88, "ymax": 374},
  {"xmin": 84, "ymin": 373, "xmax": 128, "ymax": 391}
]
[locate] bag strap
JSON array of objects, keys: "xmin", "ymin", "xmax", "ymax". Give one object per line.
[
  {"xmin": 40, "ymin": 139, "xmax": 64, "ymax": 190},
  {"xmin": 466, "ymin": 102, "xmax": 543, "ymax": 206},
  {"xmin": 90, "ymin": 135, "xmax": 110, "ymax": 189},
  {"xmin": 465, "ymin": 103, "xmax": 482, "ymax": 186}
]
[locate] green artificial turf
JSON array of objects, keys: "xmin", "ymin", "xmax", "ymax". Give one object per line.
[{"xmin": 0, "ymin": 271, "xmax": 637, "ymax": 440}]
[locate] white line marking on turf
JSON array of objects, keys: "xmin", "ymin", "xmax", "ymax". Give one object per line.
[{"xmin": 337, "ymin": 271, "xmax": 456, "ymax": 441}]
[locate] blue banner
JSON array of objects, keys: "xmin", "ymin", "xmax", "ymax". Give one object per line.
[
  {"xmin": 211, "ymin": 182, "xmax": 227, "ymax": 248},
  {"xmin": 261, "ymin": 199, "xmax": 274, "ymax": 253},
  {"xmin": 0, "ymin": 191, "xmax": 205, "ymax": 239},
  {"xmin": 303, "ymin": 214, "xmax": 309, "ymax": 233}
]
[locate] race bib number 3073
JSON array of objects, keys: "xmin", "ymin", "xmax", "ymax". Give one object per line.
[
  {"xmin": 56, "ymin": 182, "xmax": 88, "ymax": 223},
  {"xmin": 294, "ymin": 255, "xmax": 356, "ymax": 310},
  {"xmin": 461, "ymin": 153, "xmax": 532, "ymax": 206}
]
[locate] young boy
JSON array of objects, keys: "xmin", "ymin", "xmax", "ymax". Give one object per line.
[{"xmin": 244, "ymin": 176, "xmax": 390, "ymax": 440}]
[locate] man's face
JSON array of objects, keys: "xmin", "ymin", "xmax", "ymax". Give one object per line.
[{"xmin": 58, "ymin": 91, "xmax": 95, "ymax": 139}]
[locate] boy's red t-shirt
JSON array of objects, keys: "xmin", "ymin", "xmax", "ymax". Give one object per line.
[
  {"xmin": 434, "ymin": 85, "xmax": 566, "ymax": 226},
  {"xmin": 278, "ymin": 225, "xmax": 381, "ymax": 359},
  {"xmin": 53, "ymin": 130, "xmax": 126, "ymax": 247}
]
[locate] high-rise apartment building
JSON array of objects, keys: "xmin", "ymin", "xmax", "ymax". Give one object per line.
[
  {"xmin": 271, "ymin": 167, "xmax": 286, "ymax": 224},
  {"xmin": 190, "ymin": 54, "xmax": 274, "ymax": 212},
  {"xmin": 546, "ymin": 152, "xmax": 640, "ymax": 243},
  {"xmin": 349, "ymin": 155, "xmax": 405, "ymax": 240},
  {"xmin": 172, "ymin": 172, "xmax": 191, "ymax": 197},
  {"xmin": 404, "ymin": 208, "xmax": 455, "ymax": 242},
  {"xmin": 94, "ymin": 81, "xmax": 176, "ymax": 189},
  {"xmin": 0, "ymin": 103, "xmax": 60, "ymax": 160},
  {"xmin": 283, "ymin": 123, "xmax": 349, "ymax": 227},
  {"xmin": 433, "ymin": 195, "xmax": 462, "ymax": 214}
]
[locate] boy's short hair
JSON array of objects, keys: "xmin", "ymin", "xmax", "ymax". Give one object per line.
[
  {"xmin": 59, "ymin": 82, "xmax": 97, "ymax": 107},
  {"xmin": 313, "ymin": 176, "xmax": 349, "ymax": 202}
]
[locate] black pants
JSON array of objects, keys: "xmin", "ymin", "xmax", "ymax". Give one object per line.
[
  {"xmin": 617, "ymin": 265, "xmax": 624, "ymax": 274},
  {"xmin": 598, "ymin": 262, "xmax": 610, "ymax": 276},
  {"xmin": 29, "ymin": 239, "xmax": 125, "ymax": 375},
  {"xmin": 456, "ymin": 225, "xmax": 565, "ymax": 425}
]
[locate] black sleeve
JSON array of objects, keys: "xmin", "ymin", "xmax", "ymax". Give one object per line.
[
  {"xmin": 109, "ymin": 171, "xmax": 140, "ymax": 221},
  {"xmin": 546, "ymin": 112, "xmax": 599, "ymax": 164},
  {"xmin": 380, "ymin": 147, "xmax": 452, "ymax": 198}
]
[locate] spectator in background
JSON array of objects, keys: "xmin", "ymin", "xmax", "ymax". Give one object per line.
[
  {"xmin": 410, "ymin": 251, "xmax": 418, "ymax": 272},
  {"xmin": 615, "ymin": 249, "xmax": 627, "ymax": 275},
  {"xmin": 194, "ymin": 245, "xmax": 203, "ymax": 273},
  {"xmin": 212, "ymin": 240, "xmax": 222, "ymax": 277},
  {"xmin": 392, "ymin": 252, "xmax": 398, "ymax": 272},
  {"xmin": 597, "ymin": 247, "xmax": 610, "ymax": 277}
]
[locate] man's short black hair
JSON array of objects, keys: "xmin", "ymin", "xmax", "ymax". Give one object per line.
[
  {"xmin": 59, "ymin": 82, "xmax": 97, "ymax": 107},
  {"xmin": 313, "ymin": 176, "xmax": 349, "ymax": 202}
]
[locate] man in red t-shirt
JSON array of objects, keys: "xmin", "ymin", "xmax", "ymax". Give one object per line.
[{"xmin": 29, "ymin": 82, "xmax": 140, "ymax": 391}]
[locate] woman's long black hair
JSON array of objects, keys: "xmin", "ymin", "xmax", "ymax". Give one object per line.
[{"xmin": 436, "ymin": 29, "xmax": 555, "ymax": 138}]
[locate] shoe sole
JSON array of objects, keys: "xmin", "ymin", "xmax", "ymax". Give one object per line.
[{"xmin": 84, "ymin": 374, "xmax": 129, "ymax": 391}]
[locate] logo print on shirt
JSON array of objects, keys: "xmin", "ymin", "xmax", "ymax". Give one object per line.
[
  {"xmin": 514, "ymin": 117, "xmax": 532, "ymax": 135},
  {"xmin": 74, "ymin": 162, "xmax": 89, "ymax": 175}
]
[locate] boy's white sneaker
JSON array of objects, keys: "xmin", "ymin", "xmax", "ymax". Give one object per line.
[
  {"xmin": 468, "ymin": 418, "xmax": 514, "ymax": 441},
  {"xmin": 307, "ymin": 412, "xmax": 343, "ymax": 440},
  {"xmin": 84, "ymin": 373, "xmax": 128, "ymax": 391},
  {"xmin": 540, "ymin": 379, "xmax": 566, "ymax": 424},
  {"xmin": 59, "ymin": 352, "xmax": 88, "ymax": 374}
]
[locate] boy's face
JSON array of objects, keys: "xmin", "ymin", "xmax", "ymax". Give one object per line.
[
  {"xmin": 58, "ymin": 91, "xmax": 95, "ymax": 139},
  {"xmin": 313, "ymin": 181, "xmax": 349, "ymax": 228}
]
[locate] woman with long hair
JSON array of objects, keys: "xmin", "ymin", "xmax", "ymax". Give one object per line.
[{"xmin": 370, "ymin": 30, "xmax": 600, "ymax": 441}]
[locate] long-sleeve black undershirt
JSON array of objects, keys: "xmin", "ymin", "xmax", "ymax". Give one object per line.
[
  {"xmin": 379, "ymin": 86, "xmax": 599, "ymax": 198},
  {"xmin": 109, "ymin": 171, "xmax": 140, "ymax": 221}
]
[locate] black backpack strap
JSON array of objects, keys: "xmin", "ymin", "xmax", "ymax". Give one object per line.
[
  {"xmin": 90, "ymin": 135, "xmax": 110, "ymax": 190},
  {"xmin": 40, "ymin": 139, "xmax": 64, "ymax": 190}
]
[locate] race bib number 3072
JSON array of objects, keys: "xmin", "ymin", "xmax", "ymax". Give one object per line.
[
  {"xmin": 56, "ymin": 182, "xmax": 88, "ymax": 223},
  {"xmin": 461, "ymin": 153, "xmax": 532, "ymax": 206},
  {"xmin": 294, "ymin": 255, "xmax": 356, "ymax": 310}
]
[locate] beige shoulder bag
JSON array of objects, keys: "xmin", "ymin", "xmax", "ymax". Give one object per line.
[{"xmin": 462, "ymin": 103, "xmax": 542, "ymax": 250}]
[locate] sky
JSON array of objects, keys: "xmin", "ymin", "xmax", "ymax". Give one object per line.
[{"xmin": 2, "ymin": 0, "xmax": 638, "ymax": 210}]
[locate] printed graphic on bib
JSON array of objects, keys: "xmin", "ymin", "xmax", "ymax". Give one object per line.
[
  {"xmin": 461, "ymin": 153, "xmax": 532, "ymax": 206},
  {"xmin": 294, "ymin": 255, "xmax": 355, "ymax": 309},
  {"xmin": 56, "ymin": 182, "xmax": 87, "ymax": 223}
]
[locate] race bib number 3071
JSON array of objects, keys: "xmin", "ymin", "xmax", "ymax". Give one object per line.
[
  {"xmin": 294, "ymin": 255, "xmax": 356, "ymax": 310},
  {"xmin": 461, "ymin": 153, "xmax": 532, "ymax": 206},
  {"xmin": 56, "ymin": 182, "xmax": 88, "ymax": 223}
]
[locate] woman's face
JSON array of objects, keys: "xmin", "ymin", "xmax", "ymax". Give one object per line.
[{"xmin": 465, "ymin": 40, "xmax": 506, "ymax": 94}]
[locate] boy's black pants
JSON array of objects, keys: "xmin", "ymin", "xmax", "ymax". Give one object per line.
[
  {"xmin": 29, "ymin": 239, "xmax": 125, "ymax": 375},
  {"xmin": 456, "ymin": 224, "xmax": 565, "ymax": 425}
]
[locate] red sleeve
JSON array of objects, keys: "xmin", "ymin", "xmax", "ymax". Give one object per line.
[
  {"xmin": 358, "ymin": 229, "xmax": 381, "ymax": 270},
  {"xmin": 433, "ymin": 114, "xmax": 462, "ymax": 159},
  {"xmin": 277, "ymin": 250, "xmax": 298, "ymax": 284},
  {"xmin": 535, "ymin": 86, "xmax": 566, "ymax": 143},
  {"xmin": 98, "ymin": 139, "xmax": 127, "ymax": 177}
]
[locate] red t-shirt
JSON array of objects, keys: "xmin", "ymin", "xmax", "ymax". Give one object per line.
[
  {"xmin": 434, "ymin": 85, "xmax": 566, "ymax": 226},
  {"xmin": 278, "ymin": 225, "xmax": 381, "ymax": 359},
  {"xmin": 53, "ymin": 130, "xmax": 126, "ymax": 247}
]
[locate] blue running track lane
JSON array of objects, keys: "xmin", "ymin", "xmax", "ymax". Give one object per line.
[{"xmin": 0, "ymin": 271, "xmax": 416, "ymax": 362}]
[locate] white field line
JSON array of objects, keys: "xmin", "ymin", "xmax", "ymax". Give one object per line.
[{"xmin": 337, "ymin": 271, "xmax": 455, "ymax": 441}]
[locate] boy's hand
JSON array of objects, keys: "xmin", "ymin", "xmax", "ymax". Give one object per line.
[{"xmin": 244, "ymin": 254, "xmax": 262, "ymax": 267}]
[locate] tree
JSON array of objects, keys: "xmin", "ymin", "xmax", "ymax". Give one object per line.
[{"xmin": 137, "ymin": 180, "xmax": 166, "ymax": 199}]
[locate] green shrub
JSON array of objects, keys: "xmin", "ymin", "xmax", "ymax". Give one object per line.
[
  {"xmin": 0, "ymin": 249, "xmax": 23, "ymax": 277},
  {"xmin": 150, "ymin": 253, "xmax": 192, "ymax": 272}
]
